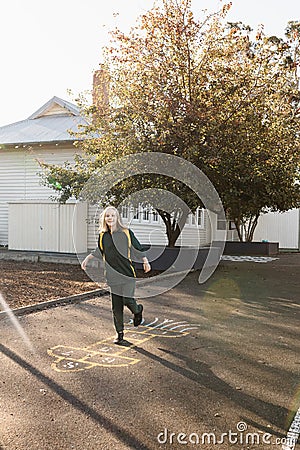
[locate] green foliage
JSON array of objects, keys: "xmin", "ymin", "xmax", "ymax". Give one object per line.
[{"xmin": 41, "ymin": 0, "xmax": 300, "ymax": 243}]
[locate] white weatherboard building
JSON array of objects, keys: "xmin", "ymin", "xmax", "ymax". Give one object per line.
[
  {"xmin": 0, "ymin": 97, "xmax": 218, "ymax": 254},
  {"xmin": 0, "ymin": 96, "xmax": 299, "ymax": 253}
]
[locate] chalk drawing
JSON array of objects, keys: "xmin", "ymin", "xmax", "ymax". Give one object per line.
[{"xmin": 48, "ymin": 318, "xmax": 199, "ymax": 373}]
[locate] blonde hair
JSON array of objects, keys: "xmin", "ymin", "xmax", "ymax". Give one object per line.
[{"xmin": 98, "ymin": 206, "xmax": 127, "ymax": 232}]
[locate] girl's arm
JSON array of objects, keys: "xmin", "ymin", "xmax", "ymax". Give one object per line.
[
  {"xmin": 81, "ymin": 253, "xmax": 95, "ymax": 270},
  {"xmin": 81, "ymin": 238, "xmax": 103, "ymax": 271},
  {"xmin": 129, "ymin": 229, "xmax": 151, "ymax": 273}
]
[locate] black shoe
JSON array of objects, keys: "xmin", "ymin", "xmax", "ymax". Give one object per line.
[
  {"xmin": 133, "ymin": 305, "xmax": 143, "ymax": 327},
  {"xmin": 113, "ymin": 332, "xmax": 125, "ymax": 345}
]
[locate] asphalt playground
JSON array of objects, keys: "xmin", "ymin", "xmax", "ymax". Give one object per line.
[{"xmin": 0, "ymin": 254, "xmax": 299, "ymax": 450}]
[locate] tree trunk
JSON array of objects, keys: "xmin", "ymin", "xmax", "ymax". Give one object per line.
[
  {"xmin": 233, "ymin": 218, "xmax": 243, "ymax": 241},
  {"xmin": 234, "ymin": 213, "xmax": 260, "ymax": 242},
  {"xmin": 157, "ymin": 208, "xmax": 189, "ymax": 247},
  {"xmin": 247, "ymin": 213, "xmax": 260, "ymax": 242}
]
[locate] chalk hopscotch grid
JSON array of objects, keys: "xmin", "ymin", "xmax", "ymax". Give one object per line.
[{"xmin": 48, "ymin": 318, "xmax": 200, "ymax": 373}]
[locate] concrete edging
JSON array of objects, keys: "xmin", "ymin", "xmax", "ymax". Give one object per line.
[{"xmin": 0, "ymin": 289, "xmax": 109, "ymax": 318}]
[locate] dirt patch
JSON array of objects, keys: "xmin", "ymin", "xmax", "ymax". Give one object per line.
[
  {"xmin": 0, "ymin": 259, "xmax": 159, "ymax": 310},
  {"xmin": 0, "ymin": 260, "xmax": 104, "ymax": 309}
]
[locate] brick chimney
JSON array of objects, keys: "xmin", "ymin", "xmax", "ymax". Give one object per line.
[{"xmin": 92, "ymin": 65, "xmax": 109, "ymax": 115}]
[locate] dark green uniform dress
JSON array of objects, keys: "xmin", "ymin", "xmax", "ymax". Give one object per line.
[{"xmin": 92, "ymin": 227, "xmax": 145, "ymax": 333}]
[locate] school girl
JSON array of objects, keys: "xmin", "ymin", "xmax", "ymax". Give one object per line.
[{"xmin": 81, "ymin": 206, "xmax": 151, "ymax": 344}]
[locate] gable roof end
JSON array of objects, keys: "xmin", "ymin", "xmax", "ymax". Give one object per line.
[
  {"xmin": 28, "ymin": 96, "xmax": 80, "ymax": 119},
  {"xmin": 0, "ymin": 96, "xmax": 87, "ymax": 146}
]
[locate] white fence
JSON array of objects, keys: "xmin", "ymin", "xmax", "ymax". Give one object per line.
[{"xmin": 253, "ymin": 209, "xmax": 299, "ymax": 250}]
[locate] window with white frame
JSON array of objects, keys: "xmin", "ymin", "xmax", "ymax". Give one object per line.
[
  {"xmin": 152, "ymin": 210, "xmax": 159, "ymax": 222},
  {"xmin": 184, "ymin": 208, "xmax": 205, "ymax": 228},
  {"xmin": 185, "ymin": 210, "xmax": 196, "ymax": 227},
  {"xmin": 142, "ymin": 208, "xmax": 150, "ymax": 222},
  {"xmin": 121, "ymin": 205, "xmax": 129, "ymax": 220},
  {"xmin": 132, "ymin": 206, "xmax": 141, "ymax": 222},
  {"xmin": 124, "ymin": 204, "xmax": 205, "ymax": 227},
  {"xmin": 131, "ymin": 203, "xmax": 161, "ymax": 224},
  {"xmin": 197, "ymin": 208, "xmax": 204, "ymax": 228}
]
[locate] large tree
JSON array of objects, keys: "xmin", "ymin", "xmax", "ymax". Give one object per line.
[
  {"xmin": 41, "ymin": 0, "xmax": 300, "ymax": 244},
  {"xmin": 197, "ymin": 19, "xmax": 300, "ymax": 240}
]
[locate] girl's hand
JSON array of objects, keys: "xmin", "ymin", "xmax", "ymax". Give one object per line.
[
  {"xmin": 143, "ymin": 261, "xmax": 151, "ymax": 273},
  {"xmin": 81, "ymin": 254, "xmax": 93, "ymax": 271}
]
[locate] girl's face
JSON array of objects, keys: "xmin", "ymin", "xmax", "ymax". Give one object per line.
[{"xmin": 105, "ymin": 209, "xmax": 117, "ymax": 229}]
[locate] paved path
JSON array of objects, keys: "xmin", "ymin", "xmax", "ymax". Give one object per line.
[{"xmin": 0, "ymin": 254, "xmax": 299, "ymax": 449}]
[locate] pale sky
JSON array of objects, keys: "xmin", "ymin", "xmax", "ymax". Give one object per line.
[{"xmin": 0, "ymin": 0, "xmax": 299, "ymax": 126}]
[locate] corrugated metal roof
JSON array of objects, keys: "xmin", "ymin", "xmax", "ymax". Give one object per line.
[{"xmin": 0, "ymin": 96, "xmax": 89, "ymax": 146}]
